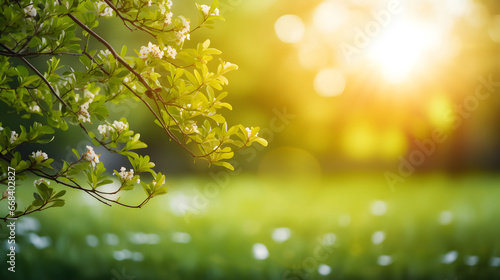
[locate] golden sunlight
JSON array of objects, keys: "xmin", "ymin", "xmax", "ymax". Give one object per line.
[{"xmin": 367, "ymin": 19, "xmax": 439, "ymax": 83}]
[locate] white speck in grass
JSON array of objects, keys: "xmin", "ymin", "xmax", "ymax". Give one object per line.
[
  {"xmin": 104, "ymin": 233, "xmax": 120, "ymax": 246},
  {"xmin": 465, "ymin": 255, "xmax": 479, "ymax": 266},
  {"xmin": 370, "ymin": 200, "xmax": 387, "ymax": 216},
  {"xmin": 322, "ymin": 233, "xmax": 337, "ymax": 246},
  {"xmin": 490, "ymin": 257, "xmax": 500, "ymax": 267},
  {"xmin": 172, "ymin": 232, "xmax": 191, "ymax": 244},
  {"xmin": 377, "ymin": 255, "xmax": 393, "ymax": 266},
  {"xmin": 318, "ymin": 264, "xmax": 332, "ymax": 275},
  {"xmin": 252, "ymin": 243, "xmax": 269, "ymax": 260},
  {"xmin": 441, "ymin": 250, "xmax": 458, "ymax": 264},
  {"xmin": 439, "ymin": 210, "xmax": 453, "ymax": 225},
  {"xmin": 371, "ymin": 231, "xmax": 385, "ymax": 245},
  {"xmin": 29, "ymin": 233, "xmax": 51, "ymax": 249},
  {"xmin": 86, "ymin": 234, "xmax": 99, "ymax": 247},
  {"xmin": 338, "ymin": 214, "xmax": 351, "ymax": 227},
  {"xmin": 272, "ymin": 227, "xmax": 291, "ymax": 243}
]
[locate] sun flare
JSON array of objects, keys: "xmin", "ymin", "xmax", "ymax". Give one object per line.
[{"xmin": 367, "ymin": 19, "xmax": 439, "ymax": 83}]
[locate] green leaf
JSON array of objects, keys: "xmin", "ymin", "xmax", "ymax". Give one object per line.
[{"xmin": 53, "ymin": 190, "xmax": 66, "ymax": 199}]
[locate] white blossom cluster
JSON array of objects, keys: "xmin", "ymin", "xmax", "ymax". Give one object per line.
[
  {"xmin": 184, "ymin": 123, "xmax": 199, "ymax": 134},
  {"xmin": 98, "ymin": 120, "xmax": 128, "ymax": 136},
  {"xmin": 159, "ymin": 0, "xmax": 173, "ymax": 25},
  {"xmin": 10, "ymin": 131, "xmax": 18, "ymax": 144},
  {"xmin": 200, "ymin": 4, "xmax": 219, "ymax": 17},
  {"xmin": 77, "ymin": 89, "xmax": 97, "ymax": 123},
  {"xmin": 164, "ymin": 45, "xmax": 177, "ymax": 59},
  {"xmin": 31, "ymin": 150, "xmax": 48, "ymax": 162},
  {"xmin": 96, "ymin": 1, "xmax": 113, "ymax": 17},
  {"xmin": 118, "ymin": 167, "xmax": 134, "ymax": 182},
  {"xmin": 29, "ymin": 103, "xmax": 40, "ymax": 113},
  {"xmin": 174, "ymin": 19, "xmax": 191, "ymax": 44},
  {"xmin": 246, "ymin": 127, "xmax": 258, "ymax": 137},
  {"xmin": 83, "ymin": 145, "xmax": 100, "ymax": 167},
  {"xmin": 34, "ymin": 178, "xmax": 50, "ymax": 186},
  {"xmin": 139, "ymin": 42, "xmax": 164, "ymax": 59},
  {"xmin": 77, "ymin": 102, "xmax": 91, "ymax": 123},
  {"xmin": 24, "ymin": 4, "xmax": 37, "ymax": 17}
]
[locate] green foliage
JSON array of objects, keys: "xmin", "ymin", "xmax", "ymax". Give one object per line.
[{"xmin": 0, "ymin": 0, "xmax": 266, "ymax": 221}]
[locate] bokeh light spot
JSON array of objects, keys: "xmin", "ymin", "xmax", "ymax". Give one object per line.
[
  {"xmin": 370, "ymin": 200, "xmax": 387, "ymax": 216},
  {"xmin": 272, "ymin": 227, "xmax": 292, "ymax": 243},
  {"xmin": 252, "ymin": 243, "xmax": 270, "ymax": 260},
  {"xmin": 275, "ymin": 15, "xmax": 305, "ymax": 43},
  {"xmin": 318, "ymin": 264, "xmax": 332, "ymax": 275},
  {"xmin": 314, "ymin": 68, "xmax": 346, "ymax": 97},
  {"xmin": 377, "ymin": 255, "xmax": 393, "ymax": 266},
  {"xmin": 313, "ymin": 1, "xmax": 349, "ymax": 33}
]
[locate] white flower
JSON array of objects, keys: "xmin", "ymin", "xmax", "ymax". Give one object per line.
[
  {"xmin": 200, "ymin": 4, "xmax": 219, "ymax": 17},
  {"xmin": 112, "ymin": 120, "xmax": 127, "ymax": 133},
  {"xmin": 118, "ymin": 167, "xmax": 134, "ymax": 182},
  {"xmin": 9, "ymin": 131, "xmax": 18, "ymax": 144},
  {"xmin": 84, "ymin": 89, "xmax": 95, "ymax": 102},
  {"xmin": 164, "ymin": 11, "xmax": 173, "ymax": 25},
  {"xmin": 24, "ymin": 4, "xmax": 37, "ymax": 17},
  {"xmin": 246, "ymin": 127, "xmax": 258, "ymax": 137},
  {"xmin": 0, "ymin": 127, "xmax": 3, "ymax": 131},
  {"xmin": 185, "ymin": 123, "xmax": 199, "ymax": 134},
  {"xmin": 200, "ymin": 4, "xmax": 210, "ymax": 16},
  {"xmin": 83, "ymin": 145, "xmax": 100, "ymax": 167},
  {"xmin": 147, "ymin": 0, "xmax": 152, "ymax": 7},
  {"xmin": 139, "ymin": 42, "xmax": 163, "ymax": 59},
  {"xmin": 97, "ymin": 124, "xmax": 110, "ymax": 135},
  {"xmin": 77, "ymin": 102, "xmax": 91, "ymax": 123},
  {"xmin": 166, "ymin": 0, "xmax": 173, "ymax": 9},
  {"xmin": 174, "ymin": 19, "xmax": 191, "ymax": 44},
  {"xmin": 165, "ymin": 45, "xmax": 177, "ymax": 59},
  {"xmin": 97, "ymin": 1, "xmax": 113, "ymax": 17},
  {"xmin": 29, "ymin": 104, "xmax": 40, "ymax": 113},
  {"xmin": 31, "ymin": 150, "xmax": 48, "ymax": 162},
  {"xmin": 34, "ymin": 178, "xmax": 50, "ymax": 186},
  {"xmin": 101, "ymin": 49, "xmax": 112, "ymax": 57},
  {"xmin": 137, "ymin": 178, "xmax": 141, "ymax": 184}
]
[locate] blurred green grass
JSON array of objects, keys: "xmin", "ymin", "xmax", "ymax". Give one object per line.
[{"xmin": 1, "ymin": 174, "xmax": 500, "ymax": 279}]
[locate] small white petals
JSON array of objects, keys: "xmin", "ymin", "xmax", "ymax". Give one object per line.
[
  {"xmin": 97, "ymin": 1, "xmax": 113, "ymax": 17},
  {"xmin": 98, "ymin": 124, "xmax": 109, "ymax": 135},
  {"xmin": 118, "ymin": 167, "xmax": 134, "ymax": 182},
  {"xmin": 139, "ymin": 42, "xmax": 164, "ymax": 59},
  {"xmin": 112, "ymin": 120, "xmax": 127, "ymax": 133},
  {"xmin": 200, "ymin": 4, "xmax": 219, "ymax": 17},
  {"xmin": 83, "ymin": 145, "xmax": 100, "ymax": 167},
  {"xmin": 24, "ymin": 4, "xmax": 37, "ymax": 17},
  {"xmin": 9, "ymin": 131, "xmax": 18, "ymax": 144},
  {"xmin": 77, "ymin": 102, "xmax": 91, "ymax": 123},
  {"xmin": 164, "ymin": 11, "xmax": 173, "ymax": 25},
  {"xmin": 34, "ymin": 178, "xmax": 50, "ymax": 186},
  {"xmin": 165, "ymin": 45, "xmax": 177, "ymax": 59},
  {"xmin": 185, "ymin": 123, "xmax": 199, "ymax": 134},
  {"xmin": 31, "ymin": 150, "xmax": 48, "ymax": 162},
  {"xmin": 29, "ymin": 104, "xmax": 40, "ymax": 113},
  {"xmin": 174, "ymin": 19, "xmax": 191, "ymax": 44}
]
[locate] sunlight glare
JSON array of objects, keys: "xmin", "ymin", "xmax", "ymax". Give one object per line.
[{"xmin": 368, "ymin": 20, "xmax": 436, "ymax": 83}]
